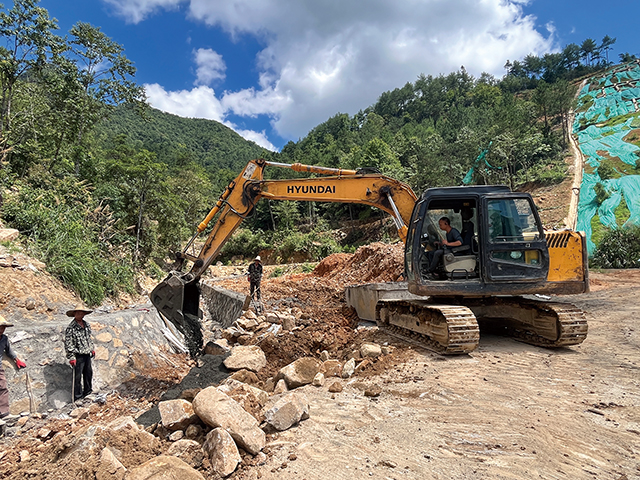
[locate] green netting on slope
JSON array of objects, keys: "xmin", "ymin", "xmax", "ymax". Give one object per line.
[
  {"xmin": 574, "ymin": 63, "xmax": 640, "ymax": 127},
  {"xmin": 577, "ymin": 174, "xmax": 640, "ymax": 253},
  {"xmin": 573, "ymin": 62, "xmax": 640, "ymax": 254},
  {"xmin": 576, "ymin": 120, "xmax": 640, "ymax": 168}
]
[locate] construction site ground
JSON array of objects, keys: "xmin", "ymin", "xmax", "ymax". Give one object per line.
[{"xmin": 1, "ymin": 241, "xmax": 639, "ymax": 480}]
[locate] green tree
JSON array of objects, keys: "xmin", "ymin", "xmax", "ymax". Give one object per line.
[
  {"xmin": 523, "ymin": 54, "xmax": 543, "ymax": 78},
  {"xmin": 65, "ymin": 22, "xmax": 146, "ymax": 174},
  {"xmin": 0, "ymin": 0, "xmax": 63, "ymax": 163},
  {"xmin": 619, "ymin": 52, "xmax": 637, "ymax": 63},
  {"xmin": 580, "ymin": 38, "xmax": 597, "ymax": 66},
  {"xmin": 532, "ymin": 80, "xmax": 552, "ymax": 136},
  {"xmin": 599, "ymin": 35, "xmax": 616, "ymax": 63},
  {"xmin": 101, "ymin": 137, "xmax": 167, "ymax": 264},
  {"xmin": 562, "ymin": 43, "xmax": 581, "ymax": 69}
]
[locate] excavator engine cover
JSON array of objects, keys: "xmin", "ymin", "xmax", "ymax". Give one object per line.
[{"xmin": 151, "ymin": 271, "xmax": 203, "ymax": 357}]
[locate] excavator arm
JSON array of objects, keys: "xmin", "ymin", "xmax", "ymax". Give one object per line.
[{"xmin": 151, "ymin": 158, "xmax": 418, "ymax": 355}]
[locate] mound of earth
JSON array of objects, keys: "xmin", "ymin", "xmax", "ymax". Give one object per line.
[
  {"xmin": 213, "ymin": 242, "xmax": 406, "ymax": 377},
  {"xmin": 0, "ymin": 245, "xmax": 79, "ymax": 320}
]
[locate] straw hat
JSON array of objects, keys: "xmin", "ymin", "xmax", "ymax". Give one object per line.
[
  {"xmin": 66, "ymin": 304, "xmax": 93, "ymax": 317},
  {"xmin": 0, "ymin": 314, "xmax": 13, "ymax": 327},
  {"xmin": 254, "ymin": 255, "xmax": 261, "ymax": 262}
]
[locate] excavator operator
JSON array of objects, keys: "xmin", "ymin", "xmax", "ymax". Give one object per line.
[{"xmin": 424, "ymin": 217, "xmax": 463, "ymax": 278}]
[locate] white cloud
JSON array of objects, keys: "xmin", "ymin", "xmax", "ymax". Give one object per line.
[
  {"xmin": 144, "ymin": 83, "xmax": 277, "ymax": 150},
  {"xmin": 144, "ymin": 83, "xmax": 226, "ymax": 121},
  {"xmin": 123, "ymin": 0, "xmax": 555, "ymax": 143},
  {"xmin": 103, "ymin": 0, "xmax": 184, "ymax": 24},
  {"xmin": 220, "ymin": 85, "xmax": 292, "ymax": 117},
  {"xmin": 227, "ymin": 126, "xmax": 278, "ymax": 151},
  {"xmin": 193, "ymin": 48, "xmax": 226, "ymax": 85}
]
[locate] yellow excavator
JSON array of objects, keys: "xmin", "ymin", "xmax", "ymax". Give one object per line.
[{"xmin": 151, "ymin": 158, "xmax": 588, "ymax": 356}]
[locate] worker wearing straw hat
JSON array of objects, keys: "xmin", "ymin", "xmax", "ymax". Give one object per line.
[
  {"xmin": 0, "ymin": 314, "xmax": 26, "ymax": 420},
  {"xmin": 247, "ymin": 255, "xmax": 263, "ymax": 303},
  {"xmin": 64, "ymin": 304, "xmax": 95, "ymax": 401}
]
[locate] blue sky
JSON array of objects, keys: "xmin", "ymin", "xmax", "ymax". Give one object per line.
[{"xmin": 33, "ymin": 0, "xmax": 639, "ymax": 152}]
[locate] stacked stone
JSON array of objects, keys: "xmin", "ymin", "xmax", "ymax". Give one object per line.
[
  {"xmin": 145, "ymin": 343, "xmax": 313, "ymax": 478},
  {"xmin": 3, "ymin": 305, "xmax": 178, "ymax": 414}
]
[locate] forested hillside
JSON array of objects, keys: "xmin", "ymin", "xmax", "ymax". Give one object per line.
[
  {"xmin": 95, "ymin": 107, "xmax": 265, "ymax": 194},
  {"xmin": 0, "ymin": 0, "xmax": 636, "ymax": 304}
]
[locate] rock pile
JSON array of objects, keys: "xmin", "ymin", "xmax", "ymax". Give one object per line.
[{"xmin": 140, "ymin": 334, "xmax": 389, "ymax": 477}]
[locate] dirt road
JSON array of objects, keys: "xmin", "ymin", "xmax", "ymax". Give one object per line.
[{"xmin": 237, "ymin": 271, "xmax": 640, "ymax": 480}]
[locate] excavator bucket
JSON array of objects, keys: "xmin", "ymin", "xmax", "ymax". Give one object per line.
[{"xmin": 150, "ymin": 271, "xmax": 203, "ymax": 357}]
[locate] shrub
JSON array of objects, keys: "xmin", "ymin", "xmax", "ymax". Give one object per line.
[
  {"xmin": 593, "ymin": 182, "xmax": 610, "ymax": 204},
  {"xmin": 597, "ymin": 162, "xmax": 617, "ymax": 181},
  {"xmin": 2, "ymin": 180, "xmax": 135, "ymax": 305},
  {"xmin": 270, "ymin": 267, "xmax": 285, "ymax": 278},
  {"xmin": 219, "ymin": 228, "xmax": 270, "ymax": 261},
  {"xmin": 301, "ymin": 263, "xmax": 315, "ymax": 273},
  {"xmin": 591, "ymin": 225, "xmax": 640, "ymax": 269}
]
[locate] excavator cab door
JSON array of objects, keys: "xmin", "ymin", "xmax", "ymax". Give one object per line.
[{"xmin": 480, "ymin": 194, "xmax": 549, "ymax": 283}]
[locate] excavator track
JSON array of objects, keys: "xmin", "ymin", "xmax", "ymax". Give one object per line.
[
  {"xmin": 376, "ymin": 299, "xmax": 480, "ymax": 354},
  {"xmin": 460, "ymin": 297, "xmax": 588, "ymax": 348},
  {"xmin": 495, "ymin": 299, "xmax": 587, "ymax": 347}
]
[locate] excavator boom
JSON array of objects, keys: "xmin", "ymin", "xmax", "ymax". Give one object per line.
[
  {"xmin": 151, "ymin": 158, "xmax": 589, "ymax": 358},
  {"xmin": 151, "ymin": 158, "xmax": 418, "ymax": 355}
]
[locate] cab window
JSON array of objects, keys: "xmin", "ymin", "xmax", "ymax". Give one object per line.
[{"xmin": 487, "ymin": 198, "xmax": 541, "ymax": 243}]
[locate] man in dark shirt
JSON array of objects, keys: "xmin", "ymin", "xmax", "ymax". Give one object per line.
[
  {"xmin": 425, "ymin": 217, "xmax": 463, "ymax": 275},
  {"xmin": 0, "ymin": 315, "xmax": 26, "ymax": 420},
  {"xmin": 247, "ymin": 255, "xmax": 263, "ymax": 303},
  {"xmin": 64, "ymin": 305, "xmax": 95, "ymax": 402}
]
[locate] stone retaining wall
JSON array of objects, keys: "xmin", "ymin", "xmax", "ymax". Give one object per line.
[
  {"xmin": 200, "ymin": 282, "xmax": 250, "ymax": 329},
  {"xmin": 2, "ymin": 303, "xmax": 175, "ymax": 414}
]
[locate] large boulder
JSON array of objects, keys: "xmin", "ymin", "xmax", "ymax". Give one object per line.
[
  {"xmin": 192, "ymin": 387, "xmax": 265, "ymax": 454},
  {"xmin": 63, "ymin": 416, "xmax": 159, "ymax": 462},
  {"xmin": 165, "ymin": 439, "xmax": 204, "ymax": 469},
  {"xmin": 125, "ymin": 455, "xmax": 204, "ymax": 480},
  {"xmin": 218, "ymin": 378, "xmax": 269, "ymax": 420},
  {"xmin": 202, "ymin": 428, "xmax": 242, "ymax": 477},
  {"xmin": 223, "ymin": 345, "xmax": 267, "ymax": 372},
  {"xmin": 277, "ymin": 357, "xmax": 323, "ymax": 389},
  {"xmin": 263, "ymin": 392, "xmax": 310, "ymax": 431},
  {"xmin": 158, "ymin": 399, "xmax": 198, "ymax": 431}
]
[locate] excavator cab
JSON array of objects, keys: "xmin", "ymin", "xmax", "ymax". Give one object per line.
[{"xmin": 405, "ymin": 186, "xmax": 550, "ymax": 297}]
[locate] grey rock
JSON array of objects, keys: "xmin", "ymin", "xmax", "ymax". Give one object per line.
[
  {"xmin": 342, "ymin": 358, "xmax": 356, "ymax": 378},
  {"xmin": 263, "ymin": 393, "xmax": 310, "ymax": 431},
  {"xmin": 278, "ymin": 357, "xmax": 323, "ymax": 389},
  {"xmin": 192, "ymin": 387, "xmax": 265, "ymax": 455},
  {"xmin": 158, "ymin": 399, "xmax": 197, "ymax": 431},
  {"xmin": 202, "ymin": 427, "xmax": 241, "ymax": 477}
]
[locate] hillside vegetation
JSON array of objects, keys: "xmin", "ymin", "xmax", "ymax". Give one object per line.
[
  {"xmin": 95, "ymin": 107, "xmax": 265, "ymax": 194},
  {"xmin": 0, "ymin": 0, "xmax": 636, "ymax": 304}
]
